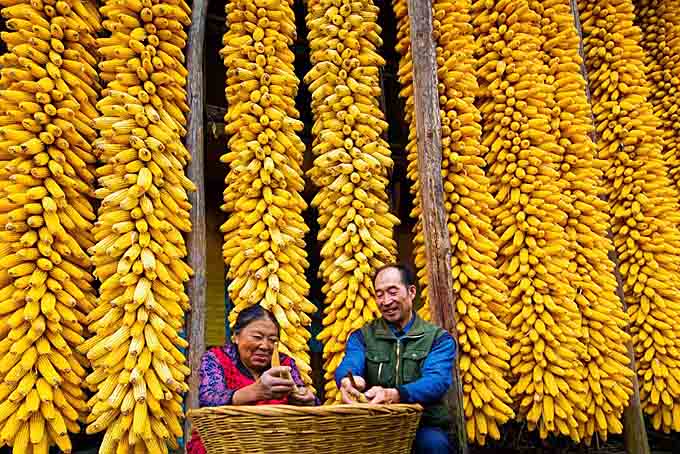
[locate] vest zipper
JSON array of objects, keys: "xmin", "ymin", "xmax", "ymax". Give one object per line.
[
  {"xmin": 395, "ymin": 334, "xmax": 423, "ymax": 386},
  {"xmin": 378, "ymin": 362, "xmax": 383, "ymax": 380},
  {"xmin": 396, "ymin": 340, "xmax": 401, "ymax": 386}
]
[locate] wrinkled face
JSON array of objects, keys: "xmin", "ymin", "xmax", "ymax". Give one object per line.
[
  {"xmin": 234, "ymin": 318, "xmax": 279, "ymax": 372},
  {"xmin": 374, "ymin": 267, "xmax": 416, "ymax": 329}
]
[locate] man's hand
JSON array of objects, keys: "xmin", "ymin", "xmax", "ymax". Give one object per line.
[
  {"xmin": 364, "ymin": 386, "xmax": 400, "ymax": 404},
  {"xmin": 339, "ymin": 375, "xmax": 366, "ymax": 404}
]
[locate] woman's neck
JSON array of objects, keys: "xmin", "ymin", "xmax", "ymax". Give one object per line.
[{"xmin": 245, "ymin": 365, "xmax": 263, "ymax": 380}]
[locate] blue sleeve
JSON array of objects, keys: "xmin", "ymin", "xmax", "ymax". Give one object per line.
[
  {"xmin": 397, "ymin": 333, "xmax": 456, "ymax": 405},
  {"xmin": 334, "ymin": 330, "xmax": 366, "ymax": 387}
]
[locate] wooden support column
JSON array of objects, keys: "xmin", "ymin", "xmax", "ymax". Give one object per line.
[
  {"xmin": 184, "ymin": 0, "xmax": 208, "ymax": 449},
  {"xmin": 407, "ymin": 0, "xmax": 468, "ymax": 452},
  {"xmin": 607, "ymin": 244, "xmax": 650, "ymax": 454},
  {"xmin": 569, "ymin": 2, "xmax": 650, "ymax": 453}
]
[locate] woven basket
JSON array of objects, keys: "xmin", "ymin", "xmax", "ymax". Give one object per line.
[{"xmin": 188, "ymin": 403, "xmax": 423, "ymax": 454}]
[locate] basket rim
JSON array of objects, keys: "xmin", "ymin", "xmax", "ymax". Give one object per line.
[{"xmin": 188, "ymin": 403, "xmax": 424, "ymax": 419}]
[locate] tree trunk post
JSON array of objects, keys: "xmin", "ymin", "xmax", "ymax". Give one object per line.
[
  {"xmin": 407, "ymin": 0, "xmax": 468, "ymax": 452},
  {"xmin": 184, "ymin": 0, "xmax": 208, "ymax": 450}
]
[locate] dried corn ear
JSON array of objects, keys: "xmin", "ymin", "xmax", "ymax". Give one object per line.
[
  {"xmin": 472, "ymin": 0, "xmax": 590, "ymax": 441},
  {"xmin": 304, "ymin": 0, "xmax": 400, "ymax": 404},
  {"xmin": 0, "ymin": 0, "xmax": 102, "ymax": 452},
  {"xmin": 536, "ymin": 0, "xmax": 634, "ymax": 442},
  {"xmin": 634, "ymin": 1, "xmax": 680, "ymax": 205},
  {"xmin": 83, "ymin": 0, "xmax": 194, "ymax": 452},
  {"xmin": 392, "ymin": 0, "xmax": 432, "ymax": 322},
  {"xmin": 219, "ymin": 0, "xmax": 315, "ymax": 387},
  {"xmin": 578, "ymin": 0, "xmax": 680, "ymax": 434}
]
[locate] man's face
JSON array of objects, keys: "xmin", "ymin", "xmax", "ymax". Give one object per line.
[{"xmin": 374, "ymin": 267, "xmax": 416, "ymax": 329}]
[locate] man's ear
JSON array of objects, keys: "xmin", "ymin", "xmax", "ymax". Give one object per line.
[{"xmin": 407, "ymin": 285, "xmax": 417, "ymax": 300}]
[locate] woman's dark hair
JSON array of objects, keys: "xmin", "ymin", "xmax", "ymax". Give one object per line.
[
  {"xmin": 373, "ymin": 263, "xmax": 417, "ymax": 290},
  {"xmin": 233, "ymin": 305, "xmax": 280, "ymax": 336}
]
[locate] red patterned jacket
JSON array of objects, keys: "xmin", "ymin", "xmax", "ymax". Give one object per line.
[{"xmin": 187, "ymin": 344, "xmax": 305, "ymax": 454}]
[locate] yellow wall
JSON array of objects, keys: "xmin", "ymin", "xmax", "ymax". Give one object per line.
[{"xmin": 205, "ymin": 208, "xmax": 226, "ymax": 348}]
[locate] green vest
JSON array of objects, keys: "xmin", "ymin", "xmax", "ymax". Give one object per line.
[{"xmin": 360, "ymin": 315, "xmax": 451, "ymax": 429}]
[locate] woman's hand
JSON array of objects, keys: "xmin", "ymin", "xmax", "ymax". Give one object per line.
[
  {"xmin": 288, "ymin": 387, "xmax": 316, "ymax": 406},
  {"xmin": 256, "ymin": 366, "xmax": 296, "ymax": 400}
]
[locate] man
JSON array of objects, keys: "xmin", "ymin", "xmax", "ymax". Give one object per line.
[{"xmin": 335, "ymin": 264, "xmax": 456, "ymax": 454}]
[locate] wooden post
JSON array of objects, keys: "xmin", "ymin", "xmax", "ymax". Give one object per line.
[
  {"xmin": 569, "ymin": 2, "xmax": 650, "ymax": 453},
  {"xmin": 407, "ymin": 0, "xmax": 468, "ymax": 452},
  {"xmin": 607, "ymin": 247, "xmax": 650, "ymax": 454},
  {"xmin": 184, "ymin": 0, "xmax": 208, "ymax": 450}
]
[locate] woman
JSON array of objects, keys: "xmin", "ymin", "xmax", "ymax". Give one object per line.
[{"xmin": 188, "ymin": 305, "xmax": 317, "ymax": 453}]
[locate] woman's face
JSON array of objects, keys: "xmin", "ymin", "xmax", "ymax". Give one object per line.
[{"xmin": 234, "ymin": 318, "xmax": 279, "ymax": 372}]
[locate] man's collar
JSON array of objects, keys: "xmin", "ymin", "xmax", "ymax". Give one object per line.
[
  {"xmin": 389, "ymin": 313, "xmax": 416, "ymax": 337},
  {"xmin": 375, "ymin": 313, "xmax": 423, "ymax": 339}
]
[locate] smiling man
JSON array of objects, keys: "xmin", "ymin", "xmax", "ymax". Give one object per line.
[{"xmin": 335, "ymin": 264, "xmax": 456, "ymax": 454}]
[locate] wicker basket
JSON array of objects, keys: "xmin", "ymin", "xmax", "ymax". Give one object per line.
[{"xmin": 188, "ymin": 403, "xmax": 423, "ymax": 454}]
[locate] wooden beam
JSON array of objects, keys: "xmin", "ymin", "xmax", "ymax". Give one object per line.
[
  {"xmin": 407, "ymin": 0, "xmax": 467, "ymax": 452},
  {"xmin": 184, "ymin": 0, "xmax": 208, "ymax": 450},
  {"xmin": 569, "ymin": 2, "xmax": 650, "ymax": 453}
]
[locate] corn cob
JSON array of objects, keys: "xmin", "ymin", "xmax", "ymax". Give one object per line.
[
  {"xmin": 219, "ymin": 0, "xmax": 314, "ymax": 387},
  {"xmin": 391, "ymin": 0, "xmax": 432, "ymax": 322},
  {"xmin": 534, "ymin": 0, "xmax": 635, "ymax": 442},
  {"xmin": 392, "ymin": 0, "xmax": 515, "ymax": 444},
  {"xmin": 471, "ymin": 0, "xmax": 596, "ymax": 441},
  {"xmin": 634, "ymin": 1, "xmax": 680, "ymax": 203},
  {"xmin": 303, "ymin": 0, "xmax": 400, "ymax": 404},
  {"xmin": 0, "ymin": 0, "xmax": 101, "ymax": 453},
  {"xmin": 577, "ymin": 0, "xmax": 680, "ymax": 433},
  {"xmin": 83, "ymin": 0, "xmax": 194, "ymax": 452}
]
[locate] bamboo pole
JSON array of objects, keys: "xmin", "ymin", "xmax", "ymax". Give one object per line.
[
  {"xmin": 184, "ymin": 0, "xmax": 208, "ymax": 450},
  {"xmin": 569, "ymin": 2, "xmax": 650, "ymax": 453},
  {"xmin": 407, "ymin": 0, "xmax": 468, "ymax": 452}
]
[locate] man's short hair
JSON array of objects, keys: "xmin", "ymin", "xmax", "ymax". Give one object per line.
[{"xmin": 373, "ymin": 263, "xmax": 417, "ymax": 289}]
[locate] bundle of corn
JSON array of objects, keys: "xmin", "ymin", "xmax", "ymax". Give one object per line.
[
  {"xmin": 219, "ymin": 0, "xmax": 315, "ymax": 387},
  {"xmin": 392, "ymin": 0, "xmax": 515, "ymax": 443},
  {"xmin": 535, "ymin": 0, "xmax": 634, "ymax": 442},
  {"xmin": 0, "ymin": 0, "xmax": 102, "ymax": 452},
  {"xmin": 634, "ymin": 0, "xmax": 680, "ymax": 199},
  {"xmin": 471, "ymin": 0, "xmax": 592, "ymax": 441},
  {"xmin": 433, "ymin": 0, "xmax": 517, "ymax": 444},
  {"xmin": 392, "ymin": 0, "xmax": 431, "ymax": 322},
  {"xmin": 304, "ymin": 0, "xmax": 400, "ymax": 403},
  {"xmin": 578, "ymin": 0, "xmax": 680, "ymax": 433},
  {"xmin": 81, "ymin": 0, "xmax": 194, "ymax": 452}
]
